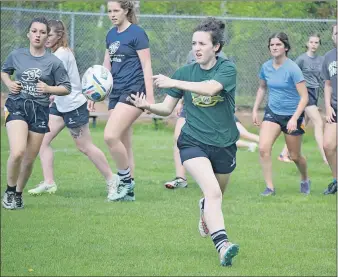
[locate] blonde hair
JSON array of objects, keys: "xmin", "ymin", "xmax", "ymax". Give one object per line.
[
  {"xmin": 107, "ymin": 0, "xmax": 137, "ymax": 24},
  {"xmin": 47, "ymin": 19, "xmax": 69, "ymax": 52}
]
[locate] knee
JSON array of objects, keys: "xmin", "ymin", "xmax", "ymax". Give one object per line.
[
  {"xmin": 323, "ymin": 140, "xmax": 336, "ymax": 153},
  {"xmin": 104, "ymin": 132, "xmax": 119, "ymax": 147},
  {"xmin": 288, "ymin": 152, "xmax": 301, "ymax": 163},
  {"xmin": 77, "ymin": 144, "xmax": 90, "ymax": 155},
  {"xmin": 10, "ymin": 149, "xmax": 25, "ymax": 163},
  {"xmin": 259, "ymin": 146, "xmax": 271, "ymax": 158},
  {"xmin": 204, "ymin": 188, "xmax": 223, "ymax": 203}
]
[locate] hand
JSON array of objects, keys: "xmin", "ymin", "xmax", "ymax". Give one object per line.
[
  {"xmin": 325, "ymin": 106, "xmax": 336, "ymax": 124},
  {"xmin": 176, "ymin": 101, "xmax": 183, "ymax": 116},
  {"xmin": 7, "ymin": 81, "xmax": 21, "ymax": 94},
  {"xmin": 286, "ymin": 117, "xmax": 298, "ymax": 133},
  {"xmin": 252, "ymin": 110, "xmax": 261, "ymax": 126},
  {"xmin": 49, "ymin": 95, "xmax": 55, "ymax": 107},
  {"xmin": 128, "ymin": 92, "xmax": 150, "ymax": 110},
  {"xmin": 36, "ymin": 80, "xmax": 50, "ymax": 94},
  {"xmin": 152, "ymin": 74, "xmax": 176, "ymax": 89},
  {"xmin": 87, "ymin": 100, "xmax": 96, "ymax": 112}
]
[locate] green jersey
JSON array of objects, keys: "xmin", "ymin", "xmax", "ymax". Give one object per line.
[{"xmin": 165, "ymin": 57, "xmax": 239, "ymax": 147}]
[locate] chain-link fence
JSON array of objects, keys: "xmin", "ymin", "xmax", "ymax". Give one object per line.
[{"xmin": 1, "ymin": 7, "xmax": 336, "ymax": 108}]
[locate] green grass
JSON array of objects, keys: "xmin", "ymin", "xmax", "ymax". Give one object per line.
[{"xmin": 1, "ymin": 120, "xmax": 336, "ymax": 276}]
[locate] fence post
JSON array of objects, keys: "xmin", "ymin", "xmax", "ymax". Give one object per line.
[{"xmin": 70, "ymin": 13, "xmax": 75, "ymax": 50}]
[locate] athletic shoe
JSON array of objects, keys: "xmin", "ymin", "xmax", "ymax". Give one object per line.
[
  {"xmin": 28, "ymin": 181, "xmax": 57, "ymax": 195},
  {"xmin": 323, "ymin": 181, "xmax": 337, "ymax": 195},
  {"xmin": 261, "ymin": 187, "xmax": 275, "ymax": 196},
  {"xmin": 219, "ymin": 241, "xmax": 239, "ymax": 267},
  {"xmin": 107, "ymin": 174, "xmax": 120, "ymax": 200},
  {"xmin": 164, "ymin": 177, "xmax": 188, "ymax": 189},
  {"xmin": 108, "ymin": 176, "xmax": 131, "ymax": 201},
  {"xmin": 14, "ymin": 194, "xmax": 24, "ymax": 209},
  {"xmin": 120, "ymin": 179, "xmax": 136, "ymax": 201},
  {"xmin": 199, "ymin": 198, "xmax": 209, "ymax": 237},
  {"xmin": 2, "ymin": 191, "xmax": 15, "ymax": 210},
  {"xmin": 300, "ymin": 180, "xmax": 311, "ymax": 194},
  {"xmin": 247, "ymin": 142, "xmax": 258, "ymax": 152}
]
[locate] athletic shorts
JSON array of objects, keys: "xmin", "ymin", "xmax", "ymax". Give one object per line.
[
  {"xmin": 179, "ymin": 109, "xmax": 186, "ymax": 118},
  {"xmin": 307, "ymin": 87, "xmax": 319, "ymax": 107},
  {"xmin": 328, "ymin": 105, "xmax": 337, "ymax": 124},
  {"xmin": 108, "ymin": 87, "xmax": 146, "ymax": 110},
  {"xmin": 263, "ymin": 106, "xmax": 305, "ymax": 136},
  {"xmin": 50, "ymin": 102, "xmax": 89, "ymax": 129},
  {"xmin": 4, "ymin": 98, "xmax": 50, "ymax": 134},
  {"xmin": 177, "ymin": 131, "xmax": 237, "ymax": 174}
]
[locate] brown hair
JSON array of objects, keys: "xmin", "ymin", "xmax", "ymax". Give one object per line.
[
  {"xmin": 268, "ymin": 32, "xmax": 291, "ymax": 56},
  {"xmin": 306, "ymin": 32, "xmax": 321, "ymax": 49},
  {"xmin": 47, "ymin": 19, "xmax": 69, "ymax": 52},
  {"xmin": 28, "ymin": 17, "xmax": 50, "ymax": 34},
  {"xmin": 107, "ymin": 0, "xmax": 137, "ymax": 24}
]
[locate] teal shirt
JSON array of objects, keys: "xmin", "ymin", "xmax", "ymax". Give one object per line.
[{"xmin": 165, "ymin": 57, "xmax": 239, "ymax": 147}]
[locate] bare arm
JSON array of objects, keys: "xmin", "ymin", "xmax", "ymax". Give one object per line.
[
  {"xmin": 103, "ymin": 50, "xmax": 111, "ymax": 71},
  {"xmin": 153, "ymin": 74, "xmax": 223, "ymax": 97},
  {"xmin": 137, "ymin": 48, "xmax": 154, "ymax": 102},
  {"xmin": 324, "ymin": 80, "xmax": 332, "ymax": 111},
  {"xmin": 292, "ymin": 81, "xmax": 308, "ymax": 120},
  {"xmin": 253, "ymin": 79, "xmax": 267, "ymax": 112},
  {"xmin": 129, "ymin": 93, "xmax": 179, "ymax": 116},
  {"xmin": 43, "ymin": 83, "xmax": 70, "ymax": 96}
]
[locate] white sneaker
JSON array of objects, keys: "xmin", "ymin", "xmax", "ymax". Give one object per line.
[
  {"xmin": 198, "ymin": 198, "xmax": 209, "ymax": 237},
  {"xmin": 219, "ymin": 241, "xmax": 239, "ymax": 266},
  {"xmin": 248, "ymin": 142, "xmax": 258, "ymax": 152},
  {"xmin": 107, "ymin": 174, "xmax": 120, "ymax": 200},
  {"xmin": 164, "ymin": 177, "xmax": 188, "ymax": 189},
  {"xmin": 28, "ymin": 181, "xmax": 57, "ymax": 195}
]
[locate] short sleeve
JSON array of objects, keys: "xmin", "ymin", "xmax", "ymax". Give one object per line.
[
  {"xmin": 321, "ymin": 55, "xmax": 330, "ymax": 81},
  {"xmin": 295, "ymin": 55, "xmax": 303, "ymax": 69},
  {"xmin": 53, "ymin": 62, "xmax": 71, "ymax": 92},
  {"xmin": 259, "ymin": 65, "xmax": 266, "ymax": 81},
  {"xmin": 134, "ymin": 28, "xmax": 149, "ymax": 50},
  {"xmin": 212, "ymin": 62, "xmax": 237, "ymax": 93},
  {"xmin": 1, "ymin": 51, "xmax": 15, "ymax": 75},
  {"xmin": 163, "ymin": 68, "xmax": 184, "ymax": 99},
  {"xmin": 291, "ymin": 64, "xmax": 305, "ymax": 84}
]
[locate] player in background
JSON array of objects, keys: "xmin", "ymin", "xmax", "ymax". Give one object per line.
[
  {"xmin": 252, "ymin": 32, "xmax": 310, "ymax": 196},
  {"xmin": 28, "ymin": 19, "xmax": 115, "ymax": 197},
  {"xmin": 130, "ymin": 17, "xmax": 240, "ymax": 267},
  {"xmin": 95, "ymin": 0, "xmax": 155, "ymax": 201},
  {"xmin": 322, "ymin": 24, "xmax": 337, "ymax": 195},
  {"xmin": 1, "ymin": 17, "xmax": 71, "ymax": 209},
  {"xmin": 278, "ymin": 33, "xmax": 326, "ymax": 164}
]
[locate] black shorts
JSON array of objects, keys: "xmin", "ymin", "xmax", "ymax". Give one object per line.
[
  {"xmin": 307, "ymin": 87, "xmax": 319, "ymax": 107},
  {"xmin": 50, "ymin": 102, "xmax": 89, "ymax": 129},
  {"xmin": 177, "ymin": 132, "xmax": 237, "ymax": 174},
  {"xmin": 328, "ymin": 105, "xmax": 337, "ymax": 124},
  {"xmin": 4, "ymin": 98, "xmax": 50, "ymax": 134},
  {"xmin": 108, "ymin": 88, "xmax": 146, "ymax": 110},
  {"xmin": 263, "ymin": 106, "xmax": 305, "ymax": 136}
]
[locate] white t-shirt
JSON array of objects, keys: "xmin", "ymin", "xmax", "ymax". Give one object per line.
[{"xmin": 53, "ymin": 47, "xmax": 87, "ymax": 112}]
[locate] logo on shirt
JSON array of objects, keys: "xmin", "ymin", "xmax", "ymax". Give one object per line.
[
  {"xmin": 21, "ymin": 68, "xmax": 42, "ymax": 82},
  {"xmin": 68, "ymin": 118, "xmax": 76, "ymax": 125},
  {"xmin": 328, "ymin": 61, "xmax": 337, "ymax": 78},
  {"xmin": 109, "ymin": 41, "xmax": 120, "ymax": 55},
  {"xmin": 38, "ymin": 121, "xmax": 47, "ymax": 128},
  {"xmin": 191, "ymin": 94, "xmax": 224, "ymax": 107}
]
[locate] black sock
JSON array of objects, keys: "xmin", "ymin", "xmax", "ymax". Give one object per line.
[
  {"xmin": 201, "ymin": 198, "xmax": 205, "ymax": 210},
  {"xmin": 15, "ymin": 191, "xmax": 22, "ymax": 197},
  {"xmin": 211, "ymin": 229, "xmax": 228, "ymax": 253},
  {"xmin": 6, "ymin": 185, "xmax": 16, "ymax": 193}
]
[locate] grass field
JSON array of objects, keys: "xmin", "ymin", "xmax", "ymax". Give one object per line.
[{"xmin": 0, "ymin": 120, "xmax": 336, "ymax": 276}]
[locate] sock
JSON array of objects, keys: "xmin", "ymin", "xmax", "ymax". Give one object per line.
[
  {"xmin": 6, "ymin": 185, "xmax": 16, "ymax": 193},
  {"xmin": 118, "ymin": 167, "xmax": 131, "ymax": 183},
  {"xmin": 200, "ymin": 198, "xmax": 205, "ymax": 210},
  {"xmin": 211, "ymin": 229, "xmax": 228, "ymax": 253},
  {"xmin": 15, "ymin": 191, "xmax": 22, "ymax": 197}
]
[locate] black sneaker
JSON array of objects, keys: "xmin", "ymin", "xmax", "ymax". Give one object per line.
[
  {"xmin": 14, "ymin": 194, "xmax": 24, "ymax": 209},
  {"xmin": 2, "ymin": 191, "xmax": 15, "ymax": 210},
  {"xmin": 323, "ymin": 181, "xmax": 337, "ymax": 195}
]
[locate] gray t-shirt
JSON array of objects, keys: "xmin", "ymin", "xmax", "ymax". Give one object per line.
[
  {"xmin": 321, "ymin": 48, "xmax": 337, "ymax": 108},
  {"xmin": 186, "ymin": 49, "xmax": 227, "ymax": 65},
  {"xmin": 295, "ymin": 53, "xmax": 323, "ymax": 88},
  {"xmin": 1, "ymin": 48, "xmax": 71, "ymax": 107}
]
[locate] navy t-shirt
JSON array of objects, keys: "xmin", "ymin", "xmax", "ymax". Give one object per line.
[{"xmin": 106, "ymin": 24, "xmax": 149, "ymax": 97}]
